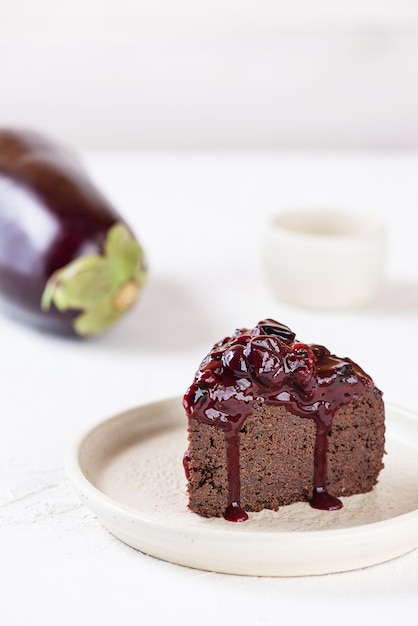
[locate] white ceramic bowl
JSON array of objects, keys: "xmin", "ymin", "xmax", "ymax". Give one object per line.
[{"xmin": 263, "ymin": 209, "xmax": 386, "ymax": 309}]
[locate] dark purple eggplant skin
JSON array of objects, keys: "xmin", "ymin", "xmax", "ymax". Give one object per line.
[{"xmin": 0, "ymin": 129, "xmax": 131, "ymax": 335}]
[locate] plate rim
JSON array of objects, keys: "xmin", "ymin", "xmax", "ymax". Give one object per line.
[{"xmin": 66, "ymin": 397, "xmax": 418, "ymax": 575}]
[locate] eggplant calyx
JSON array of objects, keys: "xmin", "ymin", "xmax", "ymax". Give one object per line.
[
  {"xmin": 113, "ymin": 280, "xmax": 140, "ymax": 312},
  {"xmin": 41, "ymin": 222, "xmax": 146, "ymax": 337}
]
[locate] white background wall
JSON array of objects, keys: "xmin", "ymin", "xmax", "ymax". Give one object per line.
[{"xmin": 1, "ymin": 1, "xmax": 418, "ymax": 149}]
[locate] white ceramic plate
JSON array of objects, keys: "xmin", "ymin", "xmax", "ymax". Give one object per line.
[{"xmin": 67, "ymin": 398, "xmax": 418, "ymax": 577}]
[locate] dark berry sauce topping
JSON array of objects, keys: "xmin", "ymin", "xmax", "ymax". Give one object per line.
[
  {"xmin": 183, "ymin": 319, "xmax": 373, "ymax": 521},
  {"xmin": 182, "ymin": 450, "xmax": 191, "ymax": 481}
]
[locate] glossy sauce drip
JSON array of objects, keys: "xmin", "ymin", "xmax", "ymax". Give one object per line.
[
  {"xmin": 183, "ymin": 320, "xmax": 372, "ymax": 521},
  {"xmin": 182, "ymin": 450, "xmax": 191, "ymax": 481}
]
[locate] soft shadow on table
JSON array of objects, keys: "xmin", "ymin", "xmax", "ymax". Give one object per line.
[
  {"xmin": 100, "ymin": 276, "xmax": 218, "ymax": 353},
  {"xmin": 373, "ymin": 280, "xmax": 418, "ymax": 314}
]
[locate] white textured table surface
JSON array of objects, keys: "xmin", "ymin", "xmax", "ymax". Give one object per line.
[{"xmin": 1, "ymin": 150, "xmax": 418, "ymax": 625}]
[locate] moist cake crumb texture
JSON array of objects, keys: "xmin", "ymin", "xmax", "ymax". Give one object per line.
[{"xmin": 183, "ymin": 319, "xmax": 385, "ymax": 522}]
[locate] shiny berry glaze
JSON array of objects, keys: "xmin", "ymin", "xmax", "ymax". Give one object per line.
[{"xmin": 183, "ymin": 319, "xmax": 375, "ymax": 521}]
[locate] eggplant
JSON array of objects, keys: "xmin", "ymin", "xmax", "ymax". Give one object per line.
[{"xmin": 0, "ymin": 129, "xmax": 146, "ymax": 337}]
